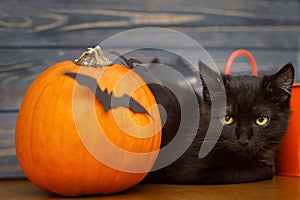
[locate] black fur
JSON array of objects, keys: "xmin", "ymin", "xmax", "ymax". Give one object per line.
[{"xmin": 144, "ymin": 62, "xmax": 294, "ymax": 184}]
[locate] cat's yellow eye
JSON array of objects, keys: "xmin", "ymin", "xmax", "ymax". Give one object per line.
[
  {"xmin": 255, "ymin": 116, "xmax": 269, "ymax": 126},
  {"xmin": 221, "ymin": 115, "xmax": 234, "ymax": 125}
]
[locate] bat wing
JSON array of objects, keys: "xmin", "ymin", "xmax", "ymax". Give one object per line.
[
  {"xmin": 64, "ymin": 72, "xmax": 98, "ymax": 92},
  {"xmin": 64, "ymin": 72, "xmax": 150, "ymax": 116},
  {"xmin": 111, "ymin": 93, "xmax": 150, "ymax": 116}
]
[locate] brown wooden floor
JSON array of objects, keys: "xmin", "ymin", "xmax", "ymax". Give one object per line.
[{"xmin": 1, "ymin": 176, "xmax": 300, "ymax": 200}]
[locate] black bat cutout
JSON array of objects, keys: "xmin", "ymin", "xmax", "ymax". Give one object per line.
[{"xmin": 64, "ymin": 72, "xmax": 151, "ymax": 117}]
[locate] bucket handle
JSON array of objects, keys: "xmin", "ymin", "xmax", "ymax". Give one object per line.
[{"xmin": 225, "ymin": 49, "xmax": 258, "ymax": 76}]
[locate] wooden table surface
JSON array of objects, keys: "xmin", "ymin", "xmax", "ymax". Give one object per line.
[{"xmin": 1, "ymin": 176, "xmax": 300, "ymax": 200}]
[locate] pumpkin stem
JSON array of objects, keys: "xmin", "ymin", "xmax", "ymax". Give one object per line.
[{"xmin": 74, "ymin": 46, "xmax": 112, "ymax": 67}]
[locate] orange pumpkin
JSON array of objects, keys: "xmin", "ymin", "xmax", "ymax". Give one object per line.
[{"xmin": 15, "ymin": 46, "xmax": 162, "ymax": 196}]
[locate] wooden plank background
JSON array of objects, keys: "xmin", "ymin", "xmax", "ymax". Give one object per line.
[{"xmin": 1, "ymin": 0, "xmax": 300, "ymax": 178}]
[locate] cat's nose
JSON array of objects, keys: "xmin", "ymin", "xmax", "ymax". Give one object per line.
[{"xmin": 238, "ymin": 140, "xmax": 249, "ymax": 147}]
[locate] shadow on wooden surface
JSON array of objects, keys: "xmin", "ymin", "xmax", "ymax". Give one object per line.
[
  {"xmin": 0, "ymin": 0, "xmax": 300, "ymax": 178},
  {"xmin": 1, "ymin": 176, "xmax": 300, "ymax": 199}
]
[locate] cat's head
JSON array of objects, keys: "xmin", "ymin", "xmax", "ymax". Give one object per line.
[{"xmin": 199, "ymin": 62, "xmax": 294, "ymax": 159}]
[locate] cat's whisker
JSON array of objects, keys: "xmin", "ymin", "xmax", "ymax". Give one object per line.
[
  {"xmin": 274, "ymin": 145, "xmax": 290, "ymax": 154},
  {"xmin": 209, "ymin": 143, "xmax": 234, "ymax": 157},
  {"xmin": 253, "ymin": 149, "xmax": 262, "ymax": 159}
]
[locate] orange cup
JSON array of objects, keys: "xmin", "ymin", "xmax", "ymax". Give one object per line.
[{"xmin": 276, "ymin": 83, "xmax": 300, "ymax": 176}]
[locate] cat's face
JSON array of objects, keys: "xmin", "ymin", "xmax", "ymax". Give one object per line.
[{"xmin": 200, "ymin": 63, "xmax": 294, "ymax": 159}]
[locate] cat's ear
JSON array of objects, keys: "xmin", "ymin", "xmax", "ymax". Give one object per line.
[
  {"xmin": 199, "ymin": 61, "xmax": 224, "ymax": 104},
  {"xmin": 265, "ymin": 63, "xmax": 294, "ymax": 103}
]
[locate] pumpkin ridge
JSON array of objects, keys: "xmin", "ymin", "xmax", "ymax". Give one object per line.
[{"xmin": 15, "ymin": 77, "xmax": 56, "ymax": 192}]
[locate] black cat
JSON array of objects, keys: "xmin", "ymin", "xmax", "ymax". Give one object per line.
[{"xmin": 143, "ymin": 62, "xmax": 294, "ymax": 184}]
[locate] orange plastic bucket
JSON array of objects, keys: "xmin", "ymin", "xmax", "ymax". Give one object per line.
[
  {"xmin": 276, "ymin": 83, "xmax": 300, "ymax": 176},
  {"xmin": 225, "ymin": 49, "xmax": 258, "ymax": 76}
]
